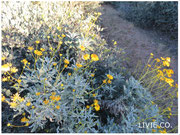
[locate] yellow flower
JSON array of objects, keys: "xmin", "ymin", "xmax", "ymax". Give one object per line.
[
  {"xmin": 26, "ymin": 102, "xmax": 31, "ymax": 106},
  {"xmin": 2, "ymin": 57, "xmax": 6, "ymax": 61},
  {"xmin": 163, "ymin": 61, "xmax": 170, "ymax": 67},
  {"xmin": 56, "ymin": 105, "xmax": 60, "ymax": 109},
  {"xmin": 53, "ymin": 63, "xmax": 57, "ymax": 66},
  {"xmin": 55, "ymin": 96, "xmax": 61, "ymax": 101},
  {"xmin": 157, "ymin": 70, "xmax": 164, "ymax": 77},
  {"xmin": 150, "ymin": 53, "xmax": 154, "ymax": 57},
  {"xmin": 169, "ymin": 112, "xmax": 172, "ymax": 116},
  {"xmin": 52, "ymin": 92, "xmax": 56, "ymax": 96},
  {"xmin": 92, "ymin": 93, "xmax": 96, "ymax": 97},
  {"xmin": 59, "ymin": 41, "xmax": 63, "ymax": 45},
  {"xmin": 97, "ymin": 12, "xmax": 102, "ymax": 16},
  {"xmin": 2, "ymin": 95, "xmax": 6, "ymax": 102},
  {"xmin": 94, "ymin": 104, "xmax": 100, "ymax": 111},
  {"xmin": 50, "ymin": 95, "xmax": 56, "ymax": 100},
  {"xmin": 167, "ymin": 107, "xmax": 171, "ymax": 111},
  {"xmin": 64, "ymin": 65, "xmax": 68, "ymax": 68},
  {"xmin": 21, "ymin": 117, "xmax": 29, "ymax": 123},
  {"xmin": 166, "ymin": 69, "xmax": 174, "ymax": 77},
  {"xmin": 61, "ymin": 84, "xmax": 64, "ymax": 87},
  {"xmin": 93, "ymin": 99, "xmax": 98, "ymax": 105},
  {"xmin": 168, "ymin": 116, "xmax": 170, "ymax": 119},
  {"xmin": 165, "ymin": 78, "xmax": 174, "ymax": 86},
  {"xmin": 17, "ymin": 79, "xmax": 21, "ymax": 84},
  {"xmin": 107, "ymin": 74, "xmax": 113, "ymax": 80},
  {"xmin": 157, "ymin": 125, "xmax": 161, "ymax": 129},
  {"xmin": 175, "ymin": 84, "xmax": 178, "ymax": 88},
  {"xmin": 91, "ymin": 74, "xmax": 95, "ymax": 77},
  {"xmin": 68, "ymin": 73, "xmax": 71, "ymax": 76},
  {"xmin": 35, "ymin": 40, "xmax": 40, "ymax": 44},
  {"xmin": 10, "ymin": 102, "xmax": 17, "ymax": 108},
  {"xmin": 86, "ymin": 105, "xmax": 90, "ymax": 109},
  {"xmin": 40, "ymin": 48, "xmax": 45, "ymax": 52},
  {"xmin": 59, "ymin": 54, "xmax": 63, "ymax": 57},
  {"xmin": 1, "ymin": 64, "xmax": 10, "ymax": 72},
  {"xmin": 114, "ymin": 41, "xmax": 117, "ymax": 45},
  {"xmin": 11, "ymin": 93, "xmax": 23, "ymax": 102},
  {"xmin": 50, "ymin": 47, "xmax": 53, "ymax": 51},
  {"xmin": 73, "ymin": 89, "xmax": 75, "ymax": 92},
  {"xmin": 91, "ymin": 54, "xmax": 99, "ymax": 61},
  {"xmin": 83, "ymin": 54, "xmax": 90, "ymax": 60},
  {"xmin": 76, "ymin": 63, "xmax": 82, "ymax": 68},
  {"xmin": 103, "ymin": 80, "xmax": 107, "ymax": 84},
  {"xmin": 10, "ymin": 67, "xmax": 18, "ymax": 73},
  {"xmin": 161, "ymin": 57, "xmax": 165, "ymax": 60},
  {"xmin": 57, "ymin": 27, "xmax": 61, "ymax": 30},
  {"xmin": 166, "ymin": 57, "xmax": 170, "ymax": 62},
  {"xmin": 152, "ymin": 119, "xmax": 156, "ymax": 122},
  {"xmin": 2, "ymin": 78, "xmax": 8, "ymax": 82},
  {"xmin": 152, "ymin": 129, "xmax": 156, "ymax": 132},
  {"xmin": 62, "ymin": 34, "xmax": 66, "ymax": 37},
  {"xmin": 32, "ymin": 106, "xmax": 35, "ymax": 109},
  {"xmin": 7, "ymin": 123, "xmax": 11, "ymax": 127},
  {"xmin": 107, "ymin": 80, "xmax": 112, "ymax": 84},
  {"xmin": 64, "ymin": 59, "xmax": 69, "ymax": 64},
  {"xmin": 79, "ymin": 45, "xmax": 85, "ymax": 51},
  {"xmin": 25, "ymin": 123, "xmax": 29, "ymax": 126},
  {"xmin": 28, "ymin": 46, "xmax": 34, "ymax": 51},
  {"xmin": 34, "ymin": 50, "xmax": 43, "ymax": 56},
  {"xmin": 47, "ymin": 36, "xmax": 50, "ymax": 39},
  {"xmin": 21, "ymin": 59, "xmax": 28, "ymax": 65},
  {"xmin": 148, "ymin": 64, "xmax": 151, "ymax": 67},
  {"xmin": 156, "ymin": 58, "xmax": 160, "ymax": 62},
  {"xmin": 43, "ymin": 99, "xmax": 49, "ymax": 104},
  {"xmin": 159, "ymin": 128, "xmax": 167, "ymax": 133},
  {"xmin": 36, "ymin": 92, "xmax": 41, "ymax": 96}
]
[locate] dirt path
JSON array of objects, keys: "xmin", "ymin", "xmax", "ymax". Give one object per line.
[
  {"xmin": 100, "ymin": 4, "xmax": 178, "ymax": 131},
  {"xmin": 100, "ymin": 4, "xmax": 178, "ymax": 83}
]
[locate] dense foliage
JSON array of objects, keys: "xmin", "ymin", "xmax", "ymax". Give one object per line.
[
  {"xmin": 111, "ymin": 2, "xmax": 178, "ymax": 38},
  {"xmin": 1, "ymin": 1, "xmax": 178, "ymax": 133}
]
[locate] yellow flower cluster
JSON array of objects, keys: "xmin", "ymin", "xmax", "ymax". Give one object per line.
[
  {"xmin": 88, "ymin": 99, "xmax": 100, "ymax": 111},
  {"xmin": 28, "ymin": 46, "xmax": 34, "ymax": 51},
  {"xmin": 1, "ymin": 94, "xmax": 6, "ymax": 102},
  {"xmin": 103, "ymin": 74, "xmax": 113, "ymax": 84},
  {"xmin": 148, "ymin": 55, "xmax": 176, "ymax": 87},
  {"xmin": 64, "ymin": 59, "xmax": 69, "ymax": 65},
  {"xmin": 34, "ymin": 50, "xmax": 43, "ymax": 56},
  {"xmin": 1, "ymin": 63, "xmax": 12, "ymax": 72},
  {"xmin": 79, "ymin": 45, "xmax": 85, "ymax": 51},
  {"xmin": 161, "ymin": 57, "xmax": 170, "ymax": 67},
  {"xmin": 76, "ymin": 63, "xmax": 82, "ymax": 68},
  {"xmin": 43, "ymin": 99, "xmax": 49, "ymax": 104},
  {"xmin": 10, "ymin": 67, "xmax": 18, "ymax": 73},
  {"xmin": 83, "ymin": 54, "xmax": 99, "ymax": 61},
  {"xmin": 21, "ymin": 59, "xmax": 28, "ymax": 65},
  {"xmin": 2, "ymin": 57, "xmax": 6, "ymax": 61},
  {"xmin": 8, "ymin": 93, "xmax": 24, "ymax": 108},
  {"xmin": 21, "ymin": 117, "xmax": 29, "ymax": 123},
  {"xmin": 159, "ymin": 128, "xmax": 167, "ymax": 133}
]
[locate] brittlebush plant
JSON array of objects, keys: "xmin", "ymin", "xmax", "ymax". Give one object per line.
[
  {"xmin": 1, "ymin": 1, "xmax": 105, "ymax": 60},
  {"xmin": 133, "ymin": 53, "xmax": 178, "ymax": 132},
  {"xmin": 1, "ymin": 39, "xmax": 116, "ymax": 132}
]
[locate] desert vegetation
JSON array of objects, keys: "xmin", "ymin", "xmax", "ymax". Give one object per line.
[{"xmin": 1, "ymin": 1, "xmax": 178, "ymax": 133}]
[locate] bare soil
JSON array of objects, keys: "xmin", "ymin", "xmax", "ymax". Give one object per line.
[{"xmin": 100, "ymin": 4, "xmax": 178, "ymax": 83}]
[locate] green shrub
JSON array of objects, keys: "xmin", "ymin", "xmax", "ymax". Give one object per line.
[{"xmin": 111, "ymin": 2, "xmax": 178, "ymax": 38}]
